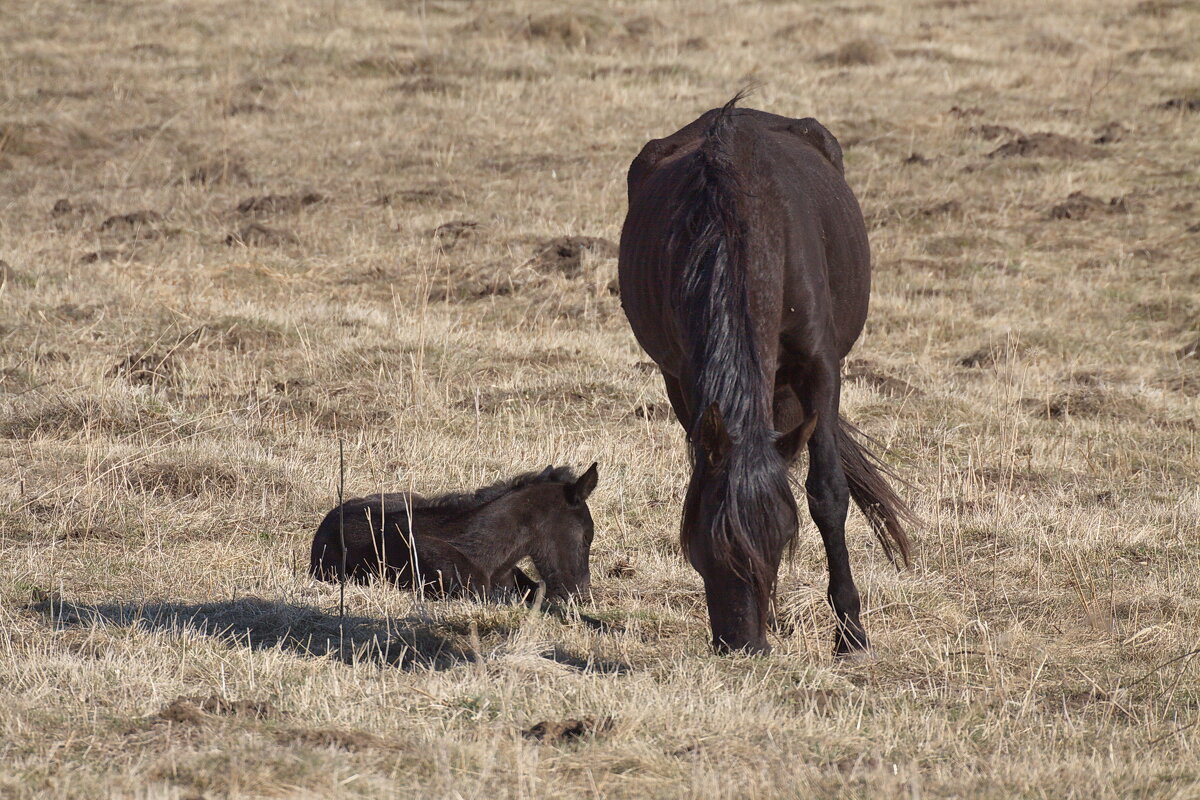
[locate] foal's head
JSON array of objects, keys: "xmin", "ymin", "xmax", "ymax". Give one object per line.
[{"xmin": 513, "ymin": 463, "xmax": 599, "ymax": 600}]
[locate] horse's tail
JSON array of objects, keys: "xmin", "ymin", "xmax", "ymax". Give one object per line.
[
  {"xmin": 674, "ymin": 92, "xmax": 795, "ymax": 629},
  {"xmin": 836, "ymin": 416, "xmax": 916, "ymax": 566}
]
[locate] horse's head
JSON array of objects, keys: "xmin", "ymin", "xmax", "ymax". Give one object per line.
[
  {"xmin": 527, "ymin": 463, "xmax": 599, "ymax": 600},
  {"xmin": 682, "ymin": 404, "xmax": 816, "ymax": 653}
]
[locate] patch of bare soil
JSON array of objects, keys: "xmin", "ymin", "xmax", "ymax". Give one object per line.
[
  {"xmin": 225, "ymin": 223, "xmax": 297, "ymax": 247},
  {"xmin": 429, "ymin": 219, "xmax": 480, "ymax": 250},
  {"xmin": 186, "ymin": 157, "xmax": 251, "ymax": 185},
  {"xmin": 531, "ymin": 236, "xmax": 618, "ymax": 277},
  {"xmin": 818, "ymin": 38, "xmax": 890, "ymax": 66},
  {"xmin": 158, "ymin": 695, "xmax": 275, "ymax": 725},
  {"xmin": 235, "ymin": 192, "xmax": 325, "ymax": 215},
  {"xmin": 1049, "ymin": 192, "xmax": 1130, "ymax": 220},
  {"xmin": 523, "ymin": 716, "xmax": 612, "ymax": 743},
  {"xmin": 988, "ymin": 132, "xmax": 1105, "ymax": 159}
]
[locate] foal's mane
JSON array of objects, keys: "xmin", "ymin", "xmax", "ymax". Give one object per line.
[{"xmin": 413, "ymin": 466, "xmax": 579, "ymax": 513}]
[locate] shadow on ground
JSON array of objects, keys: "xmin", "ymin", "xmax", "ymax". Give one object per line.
[
  {"xmin": 30, "ymin": 596, "xmax": 632, "ymax": 673},
  {"xmin": 32, "ymin": 596, "xmax": 469, "ymax": 670}
]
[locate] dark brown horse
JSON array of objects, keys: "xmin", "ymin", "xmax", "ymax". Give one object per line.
[
  {"xmin": 310, "ymin": 464, "xmax": 599, "ymax": 601},
  {"xmin": 618, "ymin": 96, "xmax": 914, "ymax": 656}
]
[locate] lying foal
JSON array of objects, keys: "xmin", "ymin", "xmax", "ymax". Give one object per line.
[{"xmin": 310, "ymin": 464, "xmax": 598, "ymax": 601}]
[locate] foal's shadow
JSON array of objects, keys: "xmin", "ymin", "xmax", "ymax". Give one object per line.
[
  {"xmin": 33, "ymin": 596, "xmax": 468, "ymax": 671},
  {"xmin": 32, "ymin": 595, "xmax": 631, "ymax": 674}
]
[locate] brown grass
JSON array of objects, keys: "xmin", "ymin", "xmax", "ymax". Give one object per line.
[{"xmin": 2, "ymin": 0, "xmax": 1199, "ymax": 797}]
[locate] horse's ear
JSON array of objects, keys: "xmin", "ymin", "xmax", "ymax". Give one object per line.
[
  {"xmin": 699, "ymin": 403, "xmax": 732, "ymax": 467},
  {"xmin": 775, "ymin": 411, "xmax": 818, "ymax": 463},
  {"xmin": 565, "ymin": 462, "xmax": 599, "ymax": 506}
]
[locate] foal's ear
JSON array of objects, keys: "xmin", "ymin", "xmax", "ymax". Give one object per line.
[
  {"xmin": 565, "ymin": 462, "xmax": 599, "ymax": 506},
  {"xmin": 775, "ymin": 411, "xmax": 818, "ymax": 462},
  {"xmin": 699, "ymin": 403, "xmax": 732, "ymax": 467}
]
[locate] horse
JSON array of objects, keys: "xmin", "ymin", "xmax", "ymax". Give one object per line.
[
  {"xmin": 617, "ymin": 95, "xmax": 914, "ymax": 656},
  {"xmin": 310, "ymin": 463, "xmax": 599, "ymax": 602}
]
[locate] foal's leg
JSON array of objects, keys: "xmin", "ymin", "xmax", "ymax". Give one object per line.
[
  {"xmin": 793, "ymin": 360, "xmax": 868, "ymax": 656},
  {"xmin": 509, "ymin": 565, "xmax": 541, "ymax": 602}
]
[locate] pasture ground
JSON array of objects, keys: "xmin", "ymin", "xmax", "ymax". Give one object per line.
[{"xmin": 2, "ymin": 0, "xmax": 1199, "ymax": 797}]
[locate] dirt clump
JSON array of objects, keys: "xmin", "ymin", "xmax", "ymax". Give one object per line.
[
  {"xmin": 187, "ymin": 157, "xmax": 251, "ymax": 185},
  {"xmin": 531, "ymin": 236, "xmax": 618, "ymax": 277},
  {"xmin": 235, "ymin": 192, "xmax": 325, "ymax": 215},
  {"xmin": 158, "ymin": 695, "xmax": 274, "ymax": 725},
  {"xmin": 1159, "ymin": 96, "xmax": 1200, "ymax": 111},
  {"xmin": 988, "ymin": 132, "xmax": 1104, "ymax": 159},
  {"xmin": 630, "ymin": 402, "xmax": 672, "ymax": 421},
  {"xmin": 919, "ymin": 200, "xmax": 962, "ymax": 217},
  {"xmin": 523, "ymin": 716, "xmax": 612, "ymax": 743},
  {"xmin": 607, "ymin": 558, "xmax": 637, "ymax": 578},
  {"xmin": 844, "ymin": 359, "xmax": 923, "ymax": 396},
  {"xmin": 225, "ymin": 223, "xmax": 297, "ymax": 247},
  {"xmin": 51, "ymin": 197, "xmax": 97, "ymax": 217},
  {"xmin": 1093, "ymin": 121, "xmax": 1127, "ymax": 144},
  {"xmin": 969, "ymin": 123, "xmax": 1024, "ymax": 140},
  {"xmin": 429, "ymin": 219, "xmax": 480, "ymax": 250},
  {"xmin": 109, "ymin": 352, "xmax": 174, "ymax": 386},
  {"xmin": 79, "ymin": 249, "xmax": 127, "ymax": 264},
  {"xmin": 100, "ymin": 210, "xmax": 163, "ymax": 235},
  {"xmin": 1049, "ymin": 192, "xmax": 1130, "ymax": 220},
  {"xmin": 225, "ymin": 102, "xmax": 270, "ymax": 116}
]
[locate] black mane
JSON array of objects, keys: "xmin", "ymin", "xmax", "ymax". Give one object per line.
[{"xmin": 414, "ymin": 465, "xmax": 578, "ymax": 513}]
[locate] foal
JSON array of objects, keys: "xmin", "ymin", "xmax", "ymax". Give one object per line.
[{"xmin": 310, "ymin": 464, "xmax": 599, "ymax": 601}]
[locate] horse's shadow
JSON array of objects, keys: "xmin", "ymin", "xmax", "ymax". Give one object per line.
[
  {"xmin": 32, "ymin": 595, "xmax": 631, "ymax": 673},
  {"xmin": 33, "ymin": 596, "xmax": 470, "ymax": 671}
]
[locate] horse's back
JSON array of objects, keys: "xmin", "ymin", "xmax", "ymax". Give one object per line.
[{"xmin": 620, "ymin": 107, "xmax": 870, "ymax": 364}]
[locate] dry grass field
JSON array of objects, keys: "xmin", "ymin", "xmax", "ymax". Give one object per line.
[{"xmin": 2, "ymin": 0, "xmax": 1199, "ymax": 796}]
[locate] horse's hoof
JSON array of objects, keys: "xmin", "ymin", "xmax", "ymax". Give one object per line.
[
  {"xmin": 833, "ymin": 629, "xmax": 870, "ymax": 661},
  {"xmin": 834, "ymin": 647, "xmax": 874, "ymax": 664}
]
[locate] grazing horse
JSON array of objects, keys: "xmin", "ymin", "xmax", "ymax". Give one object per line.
[
  {"xmin": 618, "ymin": 96, "xmax": 913, "ymax": 655},
  {"xmin": 311, "ymin": 464, "xmax": 599, "ymax": 601}
]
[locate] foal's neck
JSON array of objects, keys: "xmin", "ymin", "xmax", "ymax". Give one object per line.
[{"xmin": 455, "ymin": 489, "xmax": 548, "ymax": 574}]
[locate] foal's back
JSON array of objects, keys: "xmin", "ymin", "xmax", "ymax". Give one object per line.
[{"xmin": 310, "ymin": 493, "xmax": 464, "ymax": 585}]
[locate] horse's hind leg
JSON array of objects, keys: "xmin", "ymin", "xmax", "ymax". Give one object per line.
[{"xmin": 792, "ymin": 360, "xmax": 868, "ymax": 656}]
